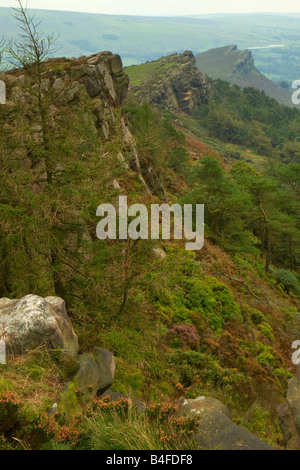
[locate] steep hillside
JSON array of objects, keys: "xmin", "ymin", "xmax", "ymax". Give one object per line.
[
  {"xmin": 126, "ymin": 51, "xmax": 300, "ymax": 158},
  {"xmin": 195, "ymin": 46, "xmax": 292, "ymax": 106},
  {"xmin": 1, "ymin": 42, "xmax": 300, "ymax": 449}
]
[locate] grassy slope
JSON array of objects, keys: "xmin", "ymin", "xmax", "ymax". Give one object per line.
[
  {"xmin": 125, "ymin": 57, "xmax": 299, "ymax": 425},
  {"xmin": 196, "ymin": 46, "xmax": 250, "ymax": 78},
  {"xmin": 1, "ymin": 8, "xmax": 300, "ymax": 81},
  {"xmin": 1, "ymin": 52, "xmax": 299, "ymax": 448},
  {"xmin": 125, "ymin": 60, "xmax": 179, "ymax": 85},
  {"xmin": 3, "ymin": 119, "xmax": 297, "ymax": 446},
  {"xmin": 195, "ymin": 46, "xmax": 293, "ymax": 106}
]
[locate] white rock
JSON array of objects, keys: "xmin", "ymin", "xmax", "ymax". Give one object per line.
[{"xmin": 0, "ymin": 295, "xmax": 79, "ymax": 356}]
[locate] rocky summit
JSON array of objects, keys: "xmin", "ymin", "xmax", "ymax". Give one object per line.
[{"xmin": 126, "ymin": 51, "xmax": 211, "ymax": 114}]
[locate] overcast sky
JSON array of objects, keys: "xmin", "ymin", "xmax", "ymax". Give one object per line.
[{"xmin": 1, "ymin": 0, "xmax": 300, "ymax": 16}]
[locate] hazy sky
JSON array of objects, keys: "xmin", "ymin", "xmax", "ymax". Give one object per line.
[{"xmin": 0, "ymin": 0, "xmax": 300, "ymax": 16}]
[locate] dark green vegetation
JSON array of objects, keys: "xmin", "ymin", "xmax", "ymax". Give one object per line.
[
  {"xmin": 0, "ymin": 7, "xmax": 300, "ymax": 450},
  {"xmin": 126, "ymin": 54, "xmax": 300, "ymax": 158},
  {"xmin": 1, "ymin": 8, "xmax": 300, "ymax": 82},
  {"xmin": 195, "ymin": 80, "xmax": 300, "ymax": 154}
]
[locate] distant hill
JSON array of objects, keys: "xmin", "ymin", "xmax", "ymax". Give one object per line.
[
  {"xmin": 196, "ymin": 45, "xmax": 293, "ymax": 106},
  {"xmin": 1, "ymin": 8, "xmax": 300, "ymax": 83}
]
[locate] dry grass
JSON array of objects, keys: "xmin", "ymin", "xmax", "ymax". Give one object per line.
[{"xmin": 0, "ymin": 345, "xmax": 67, "ymax": 411}]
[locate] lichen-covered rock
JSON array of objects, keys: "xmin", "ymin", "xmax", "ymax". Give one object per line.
[
  {"xmin": 178, "ymin": 397, "xmax": 274, "ymax": 450},
  {"xmin": 73, "ymin": 354, "xmax": 102, "ymax": 403},
  {"xmin": 0, "ymin": 295, "xmax": 79, "ymax": 356},
  {"xmin": 93, "ymin": 347, "xmax": 116, "ymax": 395},
  {"xmin": 72, "ymin": 51, "xmax": 129, "ymax": 104},
  {"xmin": 58, "ymin": 348, "xmax": 116, "ymax": 415},
  {"xmin": 72, "ymin": 349, "xmax": 116, "ymax": 401},
  {"xmin": 277, "ymin": 401, "xmax": 299, "ymax": 450},
  {"xmin": 181, "ymin": 396, "xmax": 232, "ymax": 419},
  {"xmin": 57, "ymin": 382, "xmax": 82, "ymax": 417},
  {"xmin": 277, "ymin": 377, "xmax": 300, "ymax": 449}
]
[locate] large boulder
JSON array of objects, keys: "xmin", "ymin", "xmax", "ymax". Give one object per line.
[
  {"xmin": 277, "ymin": 377, "xmax": 300, "ymax": 449},
  {"xmin": 73, "ymin": 354, "xmax": 103, "ymax": 403},
  {"xmin": 73, "ymin": 349, "xmax": 116, "ymax": 401},
  {"xmin": 178, "ymin": 397, "xmax": 274, "ymax": 450},
  {"xmin": 58, "ymin": 348, "xmax": 116, "ymax": 415},
  {"xmin": 93, "ymin": 347, "xmax": 116, "ymax": 395},
  {"xmin": 0, "ymin": 295, "xmax": 79, "ymax": 356}
]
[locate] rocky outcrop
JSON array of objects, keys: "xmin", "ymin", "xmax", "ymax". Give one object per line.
[
  {"xmin": 128, "ymin": 51, "xmax": 211, "ymax": 115},
  {"xmin": 1, "ymin": 52, "xmax": 151, "ymax": 192},
  {"xmin": 58, "ymin": 347, "xmax": 116, "ymax": 415},
  {"xmin": 0, "ymin": 295, "xmax": 79, "ymax": 356},
  {"xmin": 53, "ymin": 52, "xmax": 128, "ymax": 138},
  {"xmin": 93, "ymin": 347, "xmax": 116, "ymax": 395},
  {"xmin": 178, "ymin": 397, "xmax": 274, "ymax": 450},
  {"xmin": 277, "ymin": 377, "xmax": 300, "ymax": 449}
]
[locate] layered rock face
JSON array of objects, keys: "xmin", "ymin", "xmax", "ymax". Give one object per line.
[
  {"xmin": 1, "ymin": 51, "xmax": 144, "ymax": 176},
  {"xmin": 232, "ymin": 48, "xmax": 255, "ymax": 75},
  {"xmin": 66, "ymin": 52, "xmax": 129, "ymax": 139},
  {"xmin": 1, "ymin": 51, "xmax": 165, "ymax": 196},
  {"xmin": 0, "ymin": 295, "xmax": 79, "ymax": 356},
  {"xmin": 128, "ymin": 51, "xmax": 211, "ymax": 115}
]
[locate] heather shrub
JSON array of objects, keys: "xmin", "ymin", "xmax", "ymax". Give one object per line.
[
  {"xmin": 77, "ymin": 396, "xmax": 200, "ymax": 450},
  {"xmin": 165, "ymin": 324, "xmax": 200, "ymax": 350},
  {"xmin": 0, "ymin": 390, "xmax": 84, "ymax": 450}
]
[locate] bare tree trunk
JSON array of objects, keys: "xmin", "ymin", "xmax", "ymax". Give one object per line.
[
  {"xmin": 118, "ymin": 239, "xmax": 139, "ymax": 315},
  {"xmin": 264, "ymin": 227, "xmax": 271, "ymax": 273}
]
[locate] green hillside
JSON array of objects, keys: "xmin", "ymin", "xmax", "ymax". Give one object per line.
[
  {"xmin": 1, "ymin": 6, "xmax": 300, "ymax": 451},
  {"xmin": 195, "ymin": 45, "xmax": 293, "ymax": 106},
  {"xmin": 196, "ymin": 45, "xmax": 250, "ymax": 77}
]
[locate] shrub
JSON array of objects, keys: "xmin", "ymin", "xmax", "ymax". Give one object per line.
[
  {"xmin": 273, "ymin": 269, "xmax": 300, "ymax": 295},
  {"xmin": 250, "ymin": 309, "xmax": 266, "ymax": 325},
  {"xmin": 76, "ymin": 396, "xmax": 200, "ymax": 450},
  {"xmin": 0, "ymin": 390, "xmax": 85, "ymax": 450},
  {"xmin": 258, "ymin": 322, "xmax": 275, "ymax": 341},
  {"xmin": 0, "ymin": 391, "xmax": 54, "ymax": 449},
  {"xmin": 165, "ymin": 324, "xmax": 200, "ymax": 350}
]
